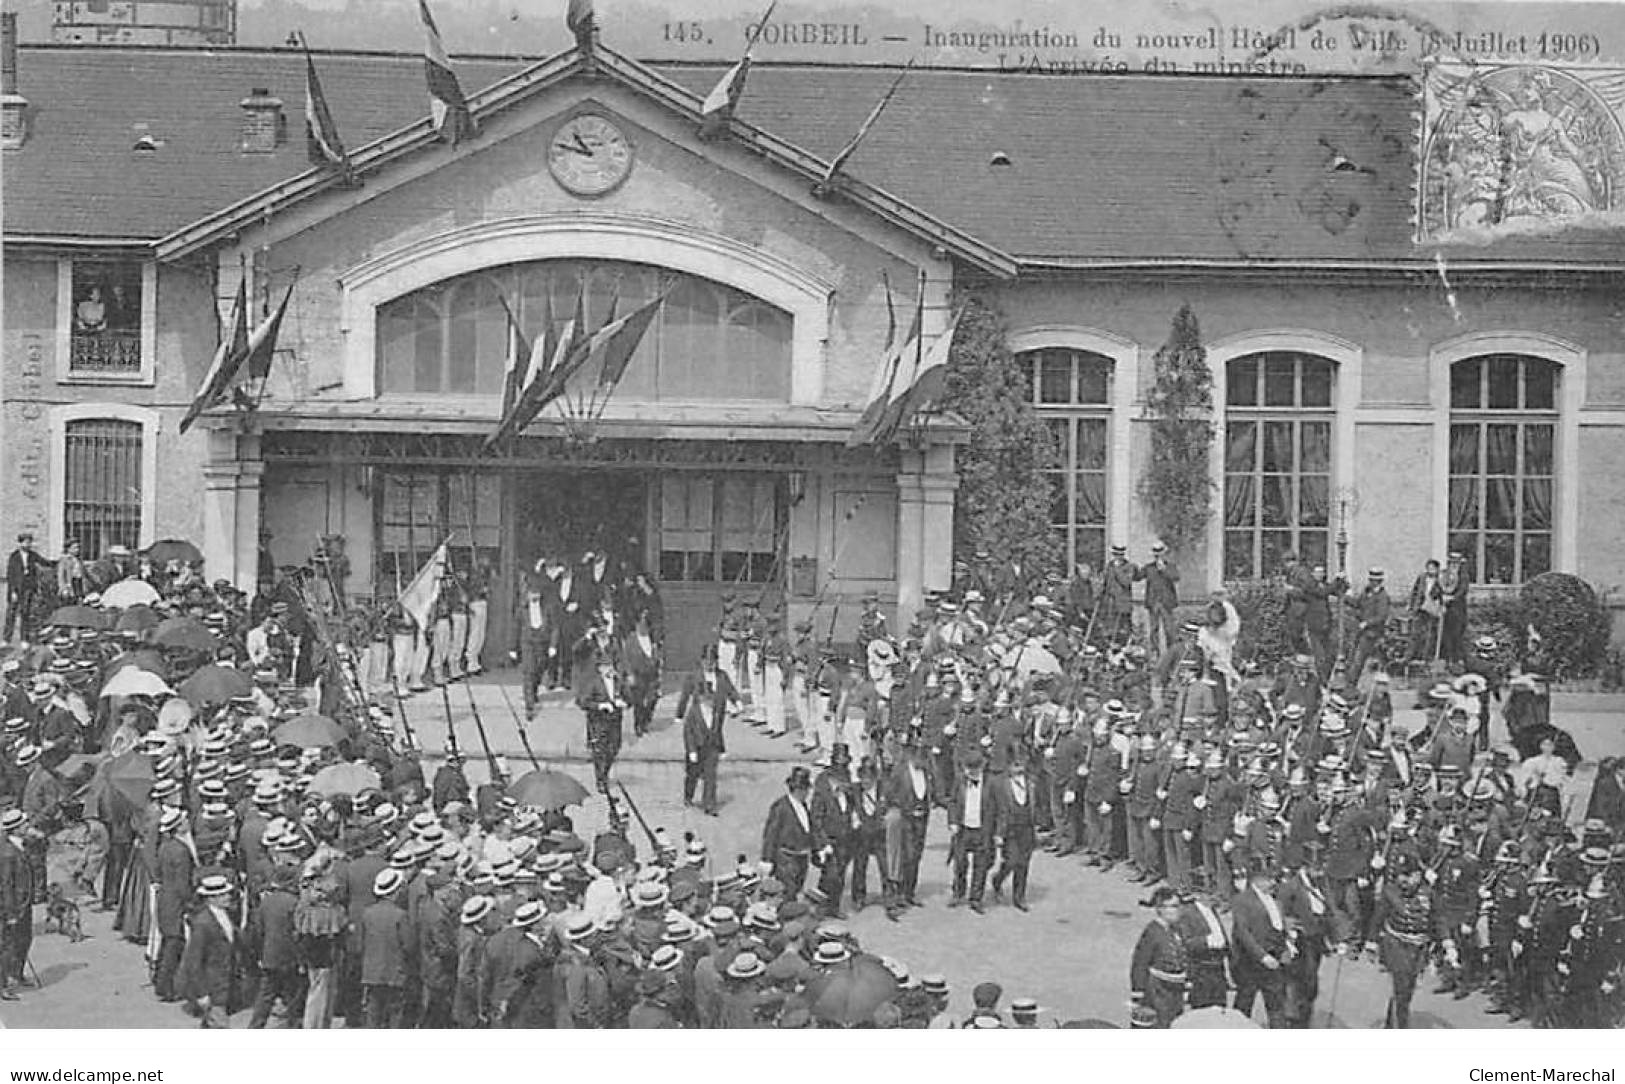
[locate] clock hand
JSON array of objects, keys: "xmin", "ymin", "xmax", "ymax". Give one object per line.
[
  {"xmin": 572, "ymin": 134, "xmax": 595, "ymax": 157},
  {"xmin": 555, "ymin": 140, "xmax": 592, "ymax": 158}
]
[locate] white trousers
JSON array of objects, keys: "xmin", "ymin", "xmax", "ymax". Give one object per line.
[
  {"xmin": 410, "ymin": 629, "xmax": 431, "ymax": 688},
  {"xmin": 465, "ymin": 600, "xmax": 488, "ymax": 673},
  {"xmin": 761, "ymin": 663, "xmax": 786, "ymax": 735},
  {"xmin": 392, "ymin": 632, "xmax": 416, "ymax": 690},
  {"xmin": 432, "ymin": 617, "xmax": 454, "ymax": 681},
  {"xmin": 449, "ymin": 612, "xmax": 469, "ymax": 677}
]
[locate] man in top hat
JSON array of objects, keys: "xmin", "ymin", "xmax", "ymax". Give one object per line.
[
  {"xmin": 884, "ymin": 736, "xmax": 934, "ymax": 916},
  {"xmin": 577, "ymin": 651, "xmax": 628, "ymax": 794},
  {"xmin": 1229, "ymin": 860, "xmax": 1292, "ymax": 1027},
  {"xmin": 991, "ymin": 752, "xmax": 1040, "ymax": 911},
  {"xmin": 761, "ymin": 767, "xmax": 816, "ymax": 895},
  {"xmin": 4, "ymin": 532, "xmax": 40, "ymax": 644},
  {"xmin": 1135, "ymin": 540, "xmax": 1181, "ymax": 657},
  {"xmin": 1099, "ymin": 543, "xmax": 1136, "ymax": 646},
  {"xmin": 678, "ymin": 644, "xmax": 735, "ymax": 817},
  {"xmin": 948, "ymin": 750, "xmax": 999, "ymax": 913},
  {"xmin": 1343, "ymin": 568, "xmax": 1391, "ymax": 689}
]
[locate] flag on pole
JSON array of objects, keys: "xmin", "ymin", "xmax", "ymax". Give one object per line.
[
  {"xmin": 179, "ymin": 279, "xmax": 250, "ymax": 434},
  {"xmin": 397, "ymin": 538, "xmax": 450, "ymax": 631},
  {"xmin": 819, "ymin": 62, "xmax": 911, "ymax": 190},
  {"xmin": 698, "ymin": 0, "xmax": 777, "ymax": 136},
  {"xmin": 845, "ymin": 274, "xmax": 906, "ymax": 448},
  {"xmin": 419, "ymin": 0, "xmax": 475, "ymax": 145},
  {"xmin": 566, "ymin": 0, "xmax": 594, "ymax": 45},
  {"xmin": 301, "ymin": 36, "xmax": 355, "ymax": 182},
  {"xmin": 494, "ymin": 292, "xmax": 529, "ymax": 422},
  {"xmin": 243, "ymin": 280, "xmax": 295, "ymax": 382},
  {"xmin": 871, "ymin": 279, "xmax": 928, "ymax": 445},
  {"xmin": 484, "ymin": 282, "xmax": 586, "ymax": 451},
  {"xmin": 593, "ymin": 284, "xmax": 673, "ymax": 393},
  {"xmin": 887, "ymin": 307, "xmax": 962, "ymax": 436}
]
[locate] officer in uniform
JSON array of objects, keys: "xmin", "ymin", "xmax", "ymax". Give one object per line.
[
  {"xmin": 1375, "ymin": 853, "xmax": 1434, "ymax": 1029},
  {"xmin": 1129, "ymin": 886, "xmax": 1189, "ymax": 1027}
]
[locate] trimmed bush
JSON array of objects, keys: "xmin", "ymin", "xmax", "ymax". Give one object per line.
[{"xmin": 1520, "ymin": 573, "xmax": 1612, "ymax": 680}]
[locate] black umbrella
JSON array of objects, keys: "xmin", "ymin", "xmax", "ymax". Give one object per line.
[
  {"xmin": 144, "ymin": 539, "xmax": 203, "ymax": 566},
  {"xmin": 46, "ymin": 604, "xmax": 106, "ymax": 630},
  {"xmin": 153, "ymin": 616, "xmax": 221, "ymax": 653}
]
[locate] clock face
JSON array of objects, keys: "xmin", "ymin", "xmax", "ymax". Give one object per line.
[{"xmin": 548, "ymin": 114, "xmax": 634, "ymax": 197}]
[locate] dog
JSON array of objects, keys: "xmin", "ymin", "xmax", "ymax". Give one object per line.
[{"xmin": 44, "ymin": 883, "xmax": 85, "ymax": 943}]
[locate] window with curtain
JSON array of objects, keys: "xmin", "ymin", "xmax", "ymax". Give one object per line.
[
  {"xmin": 63, "ymin": 418, "xmax": 143, "ymax": 559},
  {"xmin": 1223, "ymin": 352, "xmax": 1335, "ymax": 580},
  {"xmin": 1448, "ymin": 354, "xmax": 1557, "ymax": 585},
  {"xmin": 658, "ymin": 474, "xmax": 783, "ymax": 585},
  {"xmin": 376, "ymin": 260, "xmax": 793, "ymax": 402},
  {"xmin": 1015, "ymin": 348, "xmax": 1112, "ymax": 571}
]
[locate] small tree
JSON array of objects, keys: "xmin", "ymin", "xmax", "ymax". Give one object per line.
[
  {"xmin": 939, "ymin": 292, "xmax": 1063, "ymax": 585},
  {"xmin": 1137, "ymin": 305, "xmax": 1215, "ymax": 559}
]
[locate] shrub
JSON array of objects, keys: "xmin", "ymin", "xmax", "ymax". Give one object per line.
[
  {"xmin": 1519, "ymin": 573, "xmax": 1612, "ymax": 680},
  {"xmin": 1137, "ymin": 306, "xmax": 1215, "ymax": 560}
]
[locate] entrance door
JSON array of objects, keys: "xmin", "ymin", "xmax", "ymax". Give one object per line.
[{"xmin": 513, "ymin": 471, "xmax": 648, "ymax": 580}]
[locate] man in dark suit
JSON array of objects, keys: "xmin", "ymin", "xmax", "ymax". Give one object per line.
[
  {"xmin": 849, "ymin": 757, "xmax": 890, "ymax": 912},
  {"xmin": 359, "ymin": 868, "xmax": 414, "ymax": 1029},
  {"xmin": 517, "ymin": 564, "xmax": 559, "ymax": 716},
  {"xmin": 990, "ymin": 754, "xmax": 1040, "ymax": 911},
  {"xmin": 153, "ymin": 808, "xmax": 196, "ymax": 1002},
  {"xmin": 1135, "ymin": 541, "xmax": 1181, "ymax": 656},
  {"xmin": 947, "ymin": 750, "xmax": 999, "ymax": 913},
  {"xmin": 4, "ymin": 532, "xmax": 39, "ymax": 644},
  {"xmin": 883, "ymin": 738, "xmax": 933, "ymax": 917},
  {"xmin": 1276, "ymin": 863, "xmax": 1336, "ymax": 1028},
  {"xmin": 179, "ymin": 874, "xmax": 240, "ymax": 1028},
  {"xmin": 760, "ymin": 767, "xmax": 815, "ymax": 894},
  {"xmin": 1099, "ymin": 544, "xmax": 1136, "ymax": 645},
  {"xmin": 487, "ymin": 903, "xmax": 554, "ymax": 1028},
  {"xmin": 1230, "ymin": 862, "xmax": 1291, "ymax": 1027},
  {"xmin": 622, "ymin": 611, "xmax": 662, "ymax": 739},
  {"xmin": 247, "ymin": 863, "xmax": 304, "ymax": 1028},
  {"xmin": 576, "ymin": 652, "xmax": 627, "ymax": 794},
  {"xmin": 0, "ymin": 808, "xmax": 35, "ymax": 999},
  {"xmin": 811, "ymin": 756, "xmax": 859, "ymax": 917},
  {"xmin": 678, "ymin": 646, "xmax": 735, "ymax": 816}
]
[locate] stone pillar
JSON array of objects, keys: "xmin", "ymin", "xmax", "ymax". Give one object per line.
[
  {"xmin": 202, "ymin": 428, "xmax": 240, "ymax": 588},
  {"xmin": 894, "ymin": 450, "xmax": 927, "ymax": 630},
  {"xmin": 920, "ymin": 442, "xmax": 958, "ymax": 594},
  {"xmin": 234, "ymin": 432, "xmax": 264, "ymax": 596}
]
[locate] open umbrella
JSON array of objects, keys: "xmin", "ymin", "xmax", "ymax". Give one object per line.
[
  {"xmin": 803, "ymin": 955, "xmax": 899, "ymax": 1027},
  {"xmin": 178, "ymin": 664, "xmax": 252, "ymax": 708},
  {"xmin": 1170, "ymin": 1006, "xmax": 1261, "ymax": 1029},
  {"xmin": 104, "ymin": 750, "xmax": 156, "ymax": 808},
  {"xmin": 99, "ymin": 667, "xmax": 174, "ymax": 700},
  {"xmin": 45, "ymin": 604, "xmax": 106, "ymax": 630},
  {"xmin": 153, "ymin": 616, "xmax": 220, "ymax": 654},
  {"xmin": 113, "ymin": 605, "xmax": 161, "ymax": 633},
  {"xmin": 308, "ymin": 762, "xmax": 381, "ymax": 798},
  {"xmin": 105, "ymin": 650, "xmax": 166, "ymax": 681},
  {"xmin": 144, "ymin": 539, "xmax": 203, "ymax": 566},
  {"xmin": 1008, "ymin": 643, "xmax": 1062, "ymax": 681},
  {"xmin": 508, "ymin": 768, "xmax": 591, "ymax": 811},
  {"xmin": 272, "ymin": 713, "xmax": 347, "ymax": 749},
  {"xmin": 101, "ymin": 579, "xmax": 161, "ymax": 609}
]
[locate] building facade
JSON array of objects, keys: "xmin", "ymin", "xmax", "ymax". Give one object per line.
[{"xmin": 4, "ymin": 35, "xmax": 1623, "ymax": 663}]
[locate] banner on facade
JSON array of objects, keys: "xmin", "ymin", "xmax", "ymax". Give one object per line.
[{"xmin": 1417, "ymin": 59, "xmax": 1625, "ymax": 244}]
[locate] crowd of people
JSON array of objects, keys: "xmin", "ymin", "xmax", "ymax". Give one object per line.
[{"xmin": 0, "ymin": 526, "xmax": 1621, "ymax": 1029}]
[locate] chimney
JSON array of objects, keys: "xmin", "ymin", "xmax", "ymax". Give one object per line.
[
  {"xmin": 1, "ymin": 13, "xmax": 28, "ymax": 151},
  {"xmin": 239, "ymin": 87, "xmax": 285, "ymax": 153}
]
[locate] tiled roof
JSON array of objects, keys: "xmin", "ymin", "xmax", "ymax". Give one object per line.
[{"xmin": 7, "ymin": 43, "xmax": 1622, "ymax": 265}]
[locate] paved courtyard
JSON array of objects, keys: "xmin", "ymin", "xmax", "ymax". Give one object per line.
[{"xmin": 2, "ymin": 670, "xmax": 1617, "ymax": 1030}]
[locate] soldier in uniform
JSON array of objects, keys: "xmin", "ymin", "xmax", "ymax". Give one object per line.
[
  {"xmin": 1374, "ymin": 854, "xmax": 1434, "ymax": 1029},
  {"xmin": 1129, "ymin": 886, "xmax": 1188, "ymax": 1027}
]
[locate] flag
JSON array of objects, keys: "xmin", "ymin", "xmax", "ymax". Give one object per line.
[
  {"xmin": 566, "ymin": 0, "xmax": 594, "ymax": 43},
  {"xmin": 820, "ymin": 63, "xmax": 910, "ymax": 189},
  {"xmin": 484, "ymin": 283, "xmax": 586, "ymax": 451},
  {"xmin": 845, "ymin": 274, "xmax": 903, "ymax": 448},
  {"xmin": 419, "ymin": 0, "xmax": 475, "ymax": 145},
  {"xmin": 860, "ymin": 285, "xmax": 924, "ymax": 446},
  {"xmin": 179, "ymin": 280, "xmax": 250, "ymax": 434},
  {"xmin": 494, "ymin": 292, "xmax": 528, "ymax": 422},
  {"xmin": 698, "ymin": 1, "xmax": 776, "ymax": 136},
  {"xmin": 397, "ymin": 538, "xmax": 449, "ymax": 631},
  {"xmin": 593, "ymin": 284, "xmax": 672, "ymax": 391},
  {"xmin": 886, "ymin": 307, "xmax": 962, "ymax": 437},
  {"xmin": 243, "ymin": 280, "xmax": 295, "ymax": 382},
  {"xmin": 302, "ymin": 38, "xmax": 354, "ymax": 181}
]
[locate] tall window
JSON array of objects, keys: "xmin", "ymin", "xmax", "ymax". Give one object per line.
[
  {"xmin": 1223, "ymin": 352, "xmax": 1335, "ymax": 579},
  {"xmin": 376, "ymin": 260, "xmax": 793, "ymax": 402},
  {"xmin": 69, "ymin": 262, "xmax": 144, "ymax": 375},
  {"xmin": 63, "ymin": 418, "xmax": 143, "ymax": 558},
  {"xmin": 375, "ymin": 471, "xmax": 502, "ymax": 590},
  {"xmin": 658, "ymin": 474, "xmax": 784, "ymax": 584},
  {"xmin": 1017, "ymin": 348, "xmax": 1111, "ymax": 570},
  {"xmin": 1448, "ymin": 354, "xmax": 1557, "ymax": 585}
]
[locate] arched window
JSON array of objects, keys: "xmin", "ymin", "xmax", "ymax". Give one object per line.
[
  {"xmin": 374, "ymin": 259, "xmax": 792, "ymax": 402},
  {"xmin": 1016, "ymin": 347, "xmax": 1112, "ymax": 570},
  {"xmin": 1223, "ymin": 352, "xmax": 1336, "ymax": 579},
  {"xmin": 1447, "ymin": 354, "xmax": 1558, "ymax": 584}
]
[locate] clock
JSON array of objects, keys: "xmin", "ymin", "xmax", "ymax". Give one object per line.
[{"xmin": 547, "ymin": 113, "xmax": 634, "ymax": 197}]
